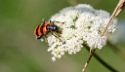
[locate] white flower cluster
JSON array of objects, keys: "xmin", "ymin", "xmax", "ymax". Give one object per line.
[{"xmin": 43, "ymin": 4, "xmax": 117, "ymax": 61}]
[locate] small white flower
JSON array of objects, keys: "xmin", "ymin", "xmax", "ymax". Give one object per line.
[
  {"xmin": 52, "ymin": 57, "xmax": 56, "ymax": 61},
  {"xmin": 42, "ymin": 4, "xmax": 117, "ymax": 61}
]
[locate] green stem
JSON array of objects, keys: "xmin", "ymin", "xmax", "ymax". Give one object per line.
[
  {"xmin": 84, "ymin": 44, "xmax": 118, "ymax": 72},
  {"xmin": 82, "ymin": 49, "xmax": 95, "ymax": 72}
]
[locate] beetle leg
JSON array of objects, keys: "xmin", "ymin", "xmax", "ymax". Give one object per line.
[
  {"xmin": 54, "ymin": 21, "xmax": 65, "ymax": 24},
  {"xmin": 42, "ymin": 18, "xmax": 47, "ymax": 23},
  {"xmin": 50, "ymin": 20, "xmax": 65, "ymax": 25},
  {"xmin": 44, "ymin": 35, "xmax": 48, "ymax": 43},
  {"xmin": 50, "ymin": 32, "xmax": 62, "ymax": 42}
]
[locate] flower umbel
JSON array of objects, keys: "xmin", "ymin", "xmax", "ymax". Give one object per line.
[{"xmin": 42, "ymin": 4, "xmax": 117, "ymax": 61}]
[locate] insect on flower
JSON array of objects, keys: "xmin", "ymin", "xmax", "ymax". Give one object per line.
[
  {"xmin": 34, "ymin": 19, "xmax": 64, "ymax": 43},
  {"xmin": 33, "ymin": 4, "xmax": 117, "ymax": 61}
]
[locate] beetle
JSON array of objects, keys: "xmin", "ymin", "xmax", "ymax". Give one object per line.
[{"xmin": 34, "ymin": 19, "xmax": 63, "ymax": 42}]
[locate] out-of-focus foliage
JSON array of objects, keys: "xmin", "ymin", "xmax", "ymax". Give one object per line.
[{"xmin": 0, "ymin": 0, "xmax": 125, "ymax": 72}]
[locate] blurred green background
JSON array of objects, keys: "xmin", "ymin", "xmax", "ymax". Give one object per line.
[{"xmin": 0, "ymin": 0, "xmax": 125, "ymax": 72}]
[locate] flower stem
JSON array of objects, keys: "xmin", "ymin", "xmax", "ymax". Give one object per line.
[
  {"xmin": 82, "ymin": 49, "xmax": 95, "ymax": 72},
  {"xmin": 83, "ymin": 44, "xmax": 118, "ymax": 72},
  {"xmin": 101, "ymin": 0, "xmax": 125, "ymax": 36}
]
